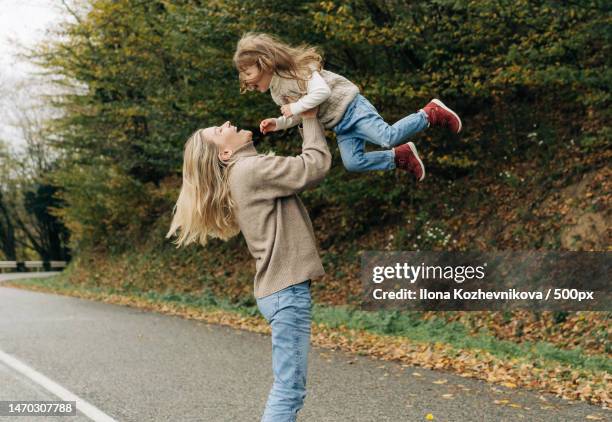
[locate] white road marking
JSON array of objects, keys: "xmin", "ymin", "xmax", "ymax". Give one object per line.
[{"xmin": 0, "ymin": 349, "xmax": 118, "ymax": 422}]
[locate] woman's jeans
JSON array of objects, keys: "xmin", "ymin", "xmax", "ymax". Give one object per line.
[
  {"xmin": 332, "ymin": 94, "xmax": 429, "ymax": 172},
  {"xmin": 256, "ymin": 280, "xmax": 312, "ymax": 422}
]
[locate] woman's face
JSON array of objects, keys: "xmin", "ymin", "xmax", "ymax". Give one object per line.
[
  {"xmin": 242, "ymin": 64, "xmax": 273, "ymax": 92},
  {"xmin": 201, "ymin": 121, "xmax": 252, "ymax": 152}
]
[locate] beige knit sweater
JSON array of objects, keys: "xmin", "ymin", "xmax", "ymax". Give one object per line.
[{"xmin": 227, "ymin": 118, "xmax": 332, "ymax": 299}]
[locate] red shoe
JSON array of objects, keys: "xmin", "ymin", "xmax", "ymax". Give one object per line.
[
  {"xmin": 394, "ymin": 142, "xmax": 425, "ymax": 181},
  {"xmin": 421, "ymin": 99, "xmax": 462, "ymax": 133}
]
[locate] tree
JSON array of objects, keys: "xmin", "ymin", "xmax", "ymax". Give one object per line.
[
  {"xmin": 31, "ymin": 0, "xmax": 610, "ymax": 250},
  {"xmin": 0, "ymin": 77, "xmax": 71, "ymax": 261},
  {"xmin": 0, "ymin": 142, "xmax": 18, "ymax": 260}
]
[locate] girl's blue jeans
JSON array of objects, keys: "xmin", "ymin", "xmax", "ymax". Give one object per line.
[
  {"xmin": 256, "ymin": 280, "xmax": 312, "ymax": 422},
  {"xmin": 332, "ymin": 94, "xmax": 429, "ymax": 172}
]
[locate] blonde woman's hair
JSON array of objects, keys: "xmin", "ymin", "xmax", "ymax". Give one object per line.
[
  {"xmin": 233, "ymin": 32, "xmax": 323, "ymax": 94},
  {"xmin": 166, "ymin": 129, "xmax": 239, "ymax": 248}
]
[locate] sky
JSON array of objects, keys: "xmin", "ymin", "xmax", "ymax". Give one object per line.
[{"xmin": 0, "ymin": 0, "xmax": 66, "ymax": 150}]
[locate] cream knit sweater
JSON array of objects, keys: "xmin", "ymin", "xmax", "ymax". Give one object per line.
[
  {"xmin": 270, "ymin": 69, "xmax": 360, "ymax": 130},
  {"xmin": 227, "ymin": 118, "xmax": 332, "ymax": 298}
]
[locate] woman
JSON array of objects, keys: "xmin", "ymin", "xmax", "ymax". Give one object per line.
[{"xmin": 166, "ymin": 107, "xmax": 331, "ymax": 422}]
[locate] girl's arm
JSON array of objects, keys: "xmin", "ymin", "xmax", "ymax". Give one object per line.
[
  {"xmin": 287, "ymin": 71, "xmax": 331, "ymax": 116},
  {"xmin": 274, "ymin": 114, "xmax": 303, "ymax": 131},
  {"xmin": 269, "ymin": 91, "xmax": 302, "ymax": 131}
]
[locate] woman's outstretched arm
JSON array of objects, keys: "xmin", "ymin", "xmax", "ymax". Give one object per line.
[{"xmin": 240, "ymin": 115, "xmax": 331, "ymax": 199}]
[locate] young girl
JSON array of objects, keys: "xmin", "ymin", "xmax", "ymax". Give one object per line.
[{"xmin": 233, "ymin": 32, "xmax": 462, "ymax": 182}]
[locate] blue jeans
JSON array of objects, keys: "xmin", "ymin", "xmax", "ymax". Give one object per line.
[
  {"xmin": 256, "ymin": 280, "xmax": 312, "ymax": 422},
  {"xmin": 333, "ymin": 94, "xmax": 429, "ymax": 172}
]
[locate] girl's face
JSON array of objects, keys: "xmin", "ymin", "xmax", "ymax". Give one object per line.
[{"xmin": 242, "ymin": 64, "xmax": 273, "ymax": 93}]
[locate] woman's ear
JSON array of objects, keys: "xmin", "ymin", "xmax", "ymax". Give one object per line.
[{"xmin": 219, "ymin": 149, "xmax": 233, "ymax": 162}]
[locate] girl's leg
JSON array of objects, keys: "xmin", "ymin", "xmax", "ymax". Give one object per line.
[
  {"xmin": 257, "ymin": 281, "xmax": 312, "ymax": 422},
  {"xmin": 337, "ymin": 136, "xmax": 395, "ymax": 172},
  {"xmin": 339, "ymin": 95, "xmax": 429, "ymax": 150},
  {"xmin": 334, "ymin": 94, "xmax": 429, "ymax": 152}
]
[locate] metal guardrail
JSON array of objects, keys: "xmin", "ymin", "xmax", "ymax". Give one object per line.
[{"xmin": 0, "ymin": 261, "xmax": 68, "ymax": 273}]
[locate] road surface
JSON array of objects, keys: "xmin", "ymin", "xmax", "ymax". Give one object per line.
[{"xmin": 0, "ymin": 275, "xmax": 607, "ymax": 421}]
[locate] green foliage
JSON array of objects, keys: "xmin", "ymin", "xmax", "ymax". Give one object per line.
[
  {"xmin": 35, "ymin": 0, "xmax": 610, "ymax": 249},
  {"xmin": 48, "ymin": 159, "xmax": 157, "ymax": 252}
]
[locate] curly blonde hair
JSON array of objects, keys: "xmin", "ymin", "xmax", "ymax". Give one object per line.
[{"xmin": 233, "ymin": 32, "xmax": 323, "ymax": 94}]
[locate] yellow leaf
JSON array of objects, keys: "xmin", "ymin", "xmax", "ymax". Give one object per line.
[
  {"xmin": 502, "ymin": 382, "xmax": 517, "ymax": 388},
  {"xmin": 433, "ymin": 379, "xmax": 448, "ymax": 384},
  {"xmin": 425, "ymin": 414, "xmax": 434, "ymax": 421}
]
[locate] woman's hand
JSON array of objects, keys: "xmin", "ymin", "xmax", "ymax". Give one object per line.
[
  {"xmin": 280, "ymin": 104, "xmax": 294, "ymax": 118},
  {"xmin": 260, "ymin": 118, "xmax": 277, "ymax": 134},
  {"xmin": 300, "ymin": 106, "xmax": 318, "ymax": 119}
]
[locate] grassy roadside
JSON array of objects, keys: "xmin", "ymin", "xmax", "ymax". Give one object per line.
[{"xmin": 5, "ymin": 273, "xmax": 610, "ymax": 407}]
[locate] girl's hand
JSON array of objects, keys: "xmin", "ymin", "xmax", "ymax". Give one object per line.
[
  {"xmin": 280, "ymin": 104, "xmax": 293, "ymax": 118},
  {"xmin": 260, "ymin": 118, "xmax": 277, "ymax": 134}
]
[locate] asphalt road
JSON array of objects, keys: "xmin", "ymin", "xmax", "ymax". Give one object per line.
[{"xmin": 0, "ymin": 275, "xmax": 607, "ymax": 421}]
